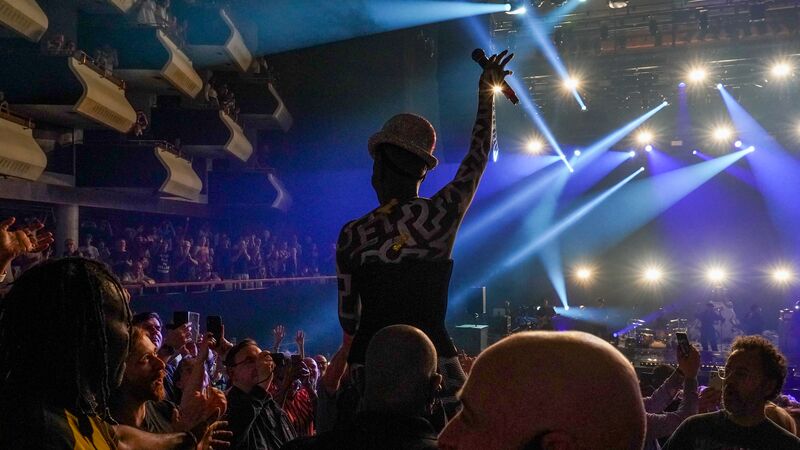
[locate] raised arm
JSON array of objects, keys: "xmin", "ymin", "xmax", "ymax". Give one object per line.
[{"xmin": 431, "ymin": 50, "xmax": 514, "ymax": 216}]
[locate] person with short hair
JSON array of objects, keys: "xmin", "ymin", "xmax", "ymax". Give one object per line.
[
  {"xmin": 284, "ymin": 325, "xmax": 441, "ymax": 449},
  {"xmin": 663, "ymin": 335, "xmax": 800, "ymax": 449},
  {"xmin": 224, "ymin": 339, "xmax": 297, "ymax": 450},
  {"xmin": 437, "ymin": 331, "xmax": 646, "ymax": 450}
]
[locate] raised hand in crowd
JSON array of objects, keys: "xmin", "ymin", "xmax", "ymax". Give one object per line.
[
  {"xmin": 295, "ymin": 329, "xmax": 305, "ymax": 359},
  {"xmin": 198, "ymin": 420, "xmax": 232, "ymax": 450},
  {"xmin": 273, "ymin": 324, "xmax": 286, "ymax": 352},
  {"xmin": 677, "ymin": 340, "xmax": 701, "ymax": 379},
  {"xmin": 209, "ymin": 324, "xmax": 234, "ymax": 360},
  {"xmin": 159, "ymin": 323, "xmax": 192, "ymax": 364},
  {"xmin": 0, "ymin": 217, "xmax": 53, "ymax": 279}
]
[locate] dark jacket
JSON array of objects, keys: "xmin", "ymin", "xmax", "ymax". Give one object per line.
[
  {"xmin": 225, "ymin": 385, "xmax": 297, "ymax": 450},
  {"xmin": 283, "ymin": 411, "xmax": 438, "ymax": 450}
]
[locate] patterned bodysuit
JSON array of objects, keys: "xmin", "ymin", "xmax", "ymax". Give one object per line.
[{"xmin": 336, "ymin": 83, "xmax": 495, "ymax": 364}]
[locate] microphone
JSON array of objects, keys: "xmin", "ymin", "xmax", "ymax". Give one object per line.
[{"xmin": 471, "ymin": 48, "xmax": 519, "ymax": 105}]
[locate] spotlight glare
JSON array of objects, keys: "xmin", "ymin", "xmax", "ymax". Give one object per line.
[
  {"xmin": 716, "ymin": 83, "xmax": 723, "ymax": 89},
  {"xmin": 734, "ymin": 140, "xmax": 743, "ymax": 148},
  {"xmin": 527, "ymin": 139, "xmax": 545, "ymax": 154},
  {"xmin": 645, "ymin": 145, "xmax": 653, "ymax": 152},
  {"xmin": 573, "ymin": 149, "xmax": 582, "ymax": 156},
  {"xmin": 563, "ymin": 77, "xmax": 580, "ymax": 91},
  {"xmin": 643, "ymin": 267, "xmax": 663, "ymax": 283},
  {"xmin": 688, "ymin": 68, "xmax": 707, "ymax": 83},
  {"xmin": 678, "ymin": 82, "xmax": 687, "ymax": 88},
  {"xmin": 628, "ymin": 150, "xmax": 636, "ymax": 158},
  {"xmin": 771, "ymin": 62, "xmax": 792, "ymax": 78},
  {"xmin": 576, "ymin": 266, "xmax": 593, "ymax": 281},
  {"xmin": 706, "ymin": 267, "xmax": 727, "ymax": 284},
  {"xmin": 492, "ymin": 85, "xmax": 503, "ymax": 94},
  {"xmin": 692, "ymin": 150, "xmax": 698, "ymax": 155},
  {"xmin": 635, "ymin": 130, "xmax": 654, "ymax": 146},
  {"xmin": 746, "ymin": 146, "xmax": 756, "ymax": 153},
  {"xmin": 712, "ymin": 125, "xmax": 734, "ymax": 142},
  {"xmin": 506, "ymin": 1, "xmax": 527, "ymax": 15},
  {"xmin": 772, "ymin": 268, "xmax": 794, "ymax": 284}
]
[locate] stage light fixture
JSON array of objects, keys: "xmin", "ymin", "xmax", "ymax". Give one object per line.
[
  {"xmin": 706, "ymin": 267, "xmax": 727, "ymax": 284},
  {"xmin": 688, "ymin": 68, "xmax": 707, "ymax": 83},
  {"xmin": 527, "ymin": 139, "xmax": 545, "ymax": 153},
  {"xmin": 734, "ymin": 140, "xmax": 743, "ymax": 148},
  {"xmin": 575, "ymin": 266, "xmax": 593, "ymax": 281},
  {"xmin": 563, "ymin": 77, "xmax": 580, "ymax": 91},
  {"xmin": 645, "ymin": 145, "xmax": 653, "ymax": 152},
  {"xmin": 608, "ymin": 0, "xmax": 628, "ymax": 8},
  {"xmin": 573, "ymin": 149, "xmax": 581, "ymax": 156},
  {"xmin": 771, "ymin": 62, "xmax": 792, "ymax": 78},
  {"xmin": 712, "ymin": 125, "xmax": 734, "ymax": 142},
  {"xmin": 772, "ymin": 268, "xmax": 794, "ymax": 284},
  {"xmin": 678, "ymin": 82, "xmax": 687, "ymax": 88},
  {"xmin": 636, "ymin": 130, "xmax": 654, "ymax": 146},
  {"xmin": 628, "ymin": 150, "xmax": 637, "ymax": 158},
  {"xmin": 643, "ymin": 267, "xmax": 663, "ymax": 283},
  {"xmin": 506, "ymin": 0, "xmax": 527, "ymax": 15}
]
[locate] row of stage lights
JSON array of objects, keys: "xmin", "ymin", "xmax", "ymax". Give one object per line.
[{"xmin": 572, "ymin": 265, "xmax": 796, "ymax": 287}]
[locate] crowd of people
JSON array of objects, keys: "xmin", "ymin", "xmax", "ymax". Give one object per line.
[
  {"xmin": 2, "ymin": 47, "xmax": 800, "ymax": 450},
  {"xmin": 1, "ymin": 216, "xmax": 333, "ymax": 287},
  {"xmin": 1, "ymin": 216, "xmax": 799, "ymax": 450}
]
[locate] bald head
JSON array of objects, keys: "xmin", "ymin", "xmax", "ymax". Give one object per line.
[
  {"xmin": 363, "ymin": 325, "xmax": 439, "ymax": 414},
  {"xmin": 439, "ymin": 331, "xmax": 645, "ymax": 450}
]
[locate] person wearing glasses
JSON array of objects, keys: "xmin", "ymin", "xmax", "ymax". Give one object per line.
[
  {"xmin": 224, "ymin": 339, "xmax": 297, "ymax": 450},
  {"xmin": 663, "ymin": 335, "xmax": 800, "ymax": 449}
]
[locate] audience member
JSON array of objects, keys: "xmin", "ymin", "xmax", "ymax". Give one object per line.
[
  {"xmin": 0, "ymin": 258, "xmax": 227, "ymax": 448},
  {"xmin": 643, "ymin": 344, "xmax": 700, "ymax": 450},
  {"xmin": 0, "ymin": 217, "xmax": 52, "ymax": 285},
  {"xmin": 124, "ymin": 260, "xmax": 156, "ymax": 286},
  {"xmin": 285, "ymin": 325, "xmax": 441, "ymax": 450},
  {"xmin": 80, "ymin": 234, "xmax": 100, "ymax": 260},
  {"xmin": 224, "ymin": 339, "xmax": 297, "ymax": 449},
  {"xmin": 663, "ymin": 335, "xmax": 800, "ymax": 449},
  {"xmin": 63, "ymin": 238, "xmax": 80, "ymax": 257},
  {"xmin": 437, "ymin": 331, "xmax": 646, "ymax": 450}
]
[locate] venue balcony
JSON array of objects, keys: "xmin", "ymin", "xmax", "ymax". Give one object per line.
[
  {"xmin": 0, "ymin": 107, "xmax": 46, "ymax": 181},
  {"xmin": 150, "ymin": 107, "xmax": 253, "ymax": 162},
  {"xmin": 182, "ymin": 7, "xmax": 252, "ymax": 72},
  {"xmin": 0, "ymin": 0, "xmax": 48, "ymax": 41},
  {"xmin": 63, "ymin": 140, "xmax": 204, "ymax": 201},
  {"xmin": 78, "ymin": 20, "xmax": 203, "ymax": 98},
  {"xmin": 214, "ymin": 73, "xmax": 293, "ymax": 132},
  {"xmin": 0, "ymin": 45, "xmax": 137, "ymax": 133}
]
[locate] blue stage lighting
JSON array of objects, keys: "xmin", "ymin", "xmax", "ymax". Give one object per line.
[
  {"xmin": 574, "ymin": 149, "xmax": 582, "ymax": 156},
  {"xmin": 678, "ymin": 82, "xmax": 686, "ymax": 88},
  {"xmin": 734, "ymin": 140, "xmax": 743, "ymax": 148},
  {"xmin": 716, "ymin": 83, "xmax": 723, "ymax": 89},
  {"xmin": 645, "ymin": 145, "xmax": 653, "ymax": 152},
  {"xmin": 746, "ymin": 146, "xmax": 756, "ymax": 153},
  {"xmin": 506, "ymin": 0, "xmax": 526, "ymax": 14},
  {"xmin": 628, "ymin": 151, "xmax": 637, "ymax": 158},
  {"xmin": 492, "ymin": 148, "xmax": 499, "ymax": 162}
]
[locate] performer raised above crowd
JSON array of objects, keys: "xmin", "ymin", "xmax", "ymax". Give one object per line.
[{"xmin": 335, "ymin": 50, "xmax": 514, "ymax": 386}]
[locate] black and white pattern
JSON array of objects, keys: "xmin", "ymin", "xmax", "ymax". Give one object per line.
[{"xmin": 337, "ymin": 87, "xmax": 496, "ymax": 334}]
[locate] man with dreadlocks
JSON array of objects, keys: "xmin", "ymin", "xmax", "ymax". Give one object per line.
[
  {"xmin": 335, "ymin": 50, "xmax": 513, "ymax": 396},
  {"xmin": 0, "ymin": 256, "xmax": 231, "ymax": 449}
]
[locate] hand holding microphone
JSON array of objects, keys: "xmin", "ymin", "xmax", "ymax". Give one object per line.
[{"xmin": 472, "ymin": 48, "xmax": 518, "ymax": 105}]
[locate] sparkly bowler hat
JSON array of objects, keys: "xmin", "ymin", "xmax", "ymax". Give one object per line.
[{"xmin": 368, "ymin": 113, "xmax": 438, "ymax": 169}]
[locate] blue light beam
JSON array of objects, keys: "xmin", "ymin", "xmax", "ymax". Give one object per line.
[
  {"xmin": 521, "ymin": 12, "xmax": 587, "ymax": 110},
  {"xmin": 258, "ymin": 1, "xmax": 511, "ymax": 54},
  {"xmin": 503, "ymin": 167, "xmax": 646, "ymax": 269}
]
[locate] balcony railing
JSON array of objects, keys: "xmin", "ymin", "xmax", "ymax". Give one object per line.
[{"xmin": 124, "ymin": 275, "xmax": 337, "ymax": 295}]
